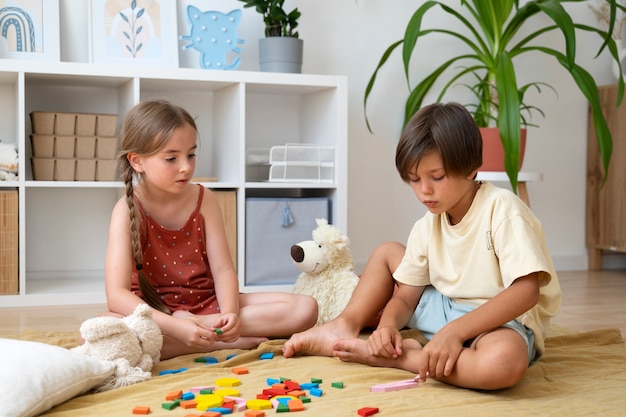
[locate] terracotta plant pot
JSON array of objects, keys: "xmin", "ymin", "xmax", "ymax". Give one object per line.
[{"xmin": 479, "ymin": 127, "xmax": 527, "ymax": 172}]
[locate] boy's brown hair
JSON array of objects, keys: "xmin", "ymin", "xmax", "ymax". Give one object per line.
[{"xmin": 396, "ymin": 102, "xmax": 482, "ymax": 182}]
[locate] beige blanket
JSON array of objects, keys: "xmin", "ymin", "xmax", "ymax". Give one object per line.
[{"xmin": 15, "ymin": 325, "xmax": 626, "ymax": 416}]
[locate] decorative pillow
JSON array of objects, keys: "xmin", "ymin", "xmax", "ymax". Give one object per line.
[{"xmin": 0, "ymin": 338, "xmax": 115, "ymax": 417}]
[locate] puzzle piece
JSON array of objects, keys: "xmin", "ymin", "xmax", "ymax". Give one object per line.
[
  {"xmin": 216, "ymin": 377, "xmax": 241, "ymax": 387},
  {"xmin": 132, "ymin": 405, "xmax": 150, "ymax": 414},
  {"xmin": 233, "ymin": 367, "xmax": 249, "ymax": 375},
  {"xmin": 370, "ymin": 378, "xmax": 419, "ymax": 392},
  {"xmin": 358, "ymin": 407, "xmax": 380, "ymax": 416}
]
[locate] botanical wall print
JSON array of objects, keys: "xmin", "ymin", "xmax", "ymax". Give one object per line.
[
  {"xmin": 180, "ymin": 6, "xmax": 244, "ymax": 70},
  {"xmin": 90, "ymin": 0, "xmax": 178, "ymax": 67},
  {"xmin": 0, "ymin": 0, "xmax": 60, "ymax": 61}
]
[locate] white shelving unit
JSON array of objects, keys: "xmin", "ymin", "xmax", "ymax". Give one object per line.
[{"xmin": 0, "ymin": 60, "xmax": 347, "ymax": 307}]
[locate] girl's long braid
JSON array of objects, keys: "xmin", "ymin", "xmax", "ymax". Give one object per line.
[
  {"xmin": 119, "ymin": 137, "xmax": 171, "ymax": 315},
  {"xmin": 124, "ymin": 164, "xmax": 172, "ymax": 314},
  {"xmin": 118, "ymin": 99, "xmax": 197, "ymax": 315}
]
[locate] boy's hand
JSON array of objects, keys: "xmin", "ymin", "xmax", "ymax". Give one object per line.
[
  {"xmin": 367, "ymin": 326, "xmax": 404, "ymax": 358},
  {"xmin": 418, "ymin": 326, "xmax": 464, "ymax": 381},
  {"xmin": 212, "ymin": 312, "xmax": 241, "ymax": 343}
]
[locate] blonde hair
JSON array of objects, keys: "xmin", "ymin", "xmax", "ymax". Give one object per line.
[{"xmin": 117, "ymin": 99, "xmax": 198, "ymax": 314}]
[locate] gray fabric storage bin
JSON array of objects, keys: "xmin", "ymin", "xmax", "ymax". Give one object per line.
[{"xmin": 245, "ymin": 197, "xmax": 330, "ymax": 285}]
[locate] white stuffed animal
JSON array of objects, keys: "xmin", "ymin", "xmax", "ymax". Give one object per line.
[
  {"xmin": 291, "ymin": 218, "xmax": 359, "ymax": 325},
  {"xmin": 71, "ymin": 304, "xmax": 163, "ymax": 392}
]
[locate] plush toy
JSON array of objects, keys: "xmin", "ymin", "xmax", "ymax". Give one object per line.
[
  {"xmin": 71, "ymin": 304, "xmax": 163, "ymax": 392},
  {"xmin": 291, "ymin": 218, "xmax": 359, "ymax": 325}
]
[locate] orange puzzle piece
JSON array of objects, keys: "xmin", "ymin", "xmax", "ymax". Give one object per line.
[{"xmin": 132, "ymin": 405, "xmax": 150, "ymax": 414}]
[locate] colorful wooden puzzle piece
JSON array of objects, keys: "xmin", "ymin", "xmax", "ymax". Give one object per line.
[
  {"xmin": 132, "ymin": 405, "xmax": 150, "ymax": 414},
  {"xmin": 358, "ymin": 406, "xmax": 380, "ymax": 416},
  {"xmin": 370, "ymin": 378, "xmax": 419, "ymax": 392}
]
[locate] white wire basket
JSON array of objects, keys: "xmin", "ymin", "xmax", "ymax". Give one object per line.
[{"xmin": 268, "ymin": 143, "xmax": 335, "ymax": 183}]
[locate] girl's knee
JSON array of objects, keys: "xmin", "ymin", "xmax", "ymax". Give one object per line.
[{"xmin": 293, "ymin": 294, "xmax": 318, "ymax": 330}]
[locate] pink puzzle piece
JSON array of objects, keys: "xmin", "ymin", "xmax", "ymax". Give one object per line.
[{"xmin": 370, "ymin": 378, "xmax": 420, "ymax": 392}]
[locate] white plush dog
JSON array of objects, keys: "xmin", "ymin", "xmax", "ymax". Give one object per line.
[
  {"xmin": 291, "ymin": 218, "xmax": 359, "ymax": 325},
  {"xmin": 71, "ymin": 304, "xmax": 163, "ymax": 391}
]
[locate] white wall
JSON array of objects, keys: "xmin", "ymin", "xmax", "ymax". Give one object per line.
[{"xmin": 59, "ymin": 0, "xmax": 625, "ymax": 271}]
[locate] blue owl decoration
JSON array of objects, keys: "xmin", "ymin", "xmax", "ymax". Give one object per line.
[{"xmin": 180, "ymin": 6, "xmax": 244, "ymax": 70}]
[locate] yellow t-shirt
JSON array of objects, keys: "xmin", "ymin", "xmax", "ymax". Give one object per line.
[{"xmin": 393, "ymin": 181, "xmax": 561, "ymax": 357}]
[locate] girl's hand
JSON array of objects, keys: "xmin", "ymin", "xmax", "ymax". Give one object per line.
[
  {"xmin": 366, "ymin": 326, "xmax": 404, "ymax": 358},
  {"xmin": 170, "ymin": 316, "xmax": 217, "ymax": 349},
  {"xmin": 212, "ymin": 312, "xmax": 241, "ymax": 343}
]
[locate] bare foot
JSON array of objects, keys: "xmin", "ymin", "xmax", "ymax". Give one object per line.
[
  {"xmin": 211, "ymin": 336, "xmax": 268, "ymax": 351},
  {"xmin": 283, "ymin": 317, "xmax": 360, "ymax": 358},
  {"xmin": 332, "ymin": 338, "xmax": 385, "ymax": 365},
  {"xmin": 333, "ymin": 337, "xmax": 423, "ymax": 369},
  {"xmin": 172, "ymin": 309, "xmax": 220, "ymax": 329},
  {"xmin": 162, "ymin": 335, "xmax": 268, "ymax": 359},
  {"xmin": 172, "ymin": 309, "xmax": 208, "ymax": 321},
  {"xmin": 172, "ymin": 310, "xmax": 193, "ymax": 318}
]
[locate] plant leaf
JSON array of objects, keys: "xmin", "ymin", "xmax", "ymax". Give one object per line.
[
  {"xmin": 364, "ymin": 40, "xmax": 403, "ymax": 133},
  {"xmin": 495, "ymin": 52, "xmax": 521, "ymax": 192},
  {"xmin": 537, "ymin": 45, "xmax": 613, "ymax": 186},
  {"xmin": 402, "ymin": 2, "xmax": 439, "ymax": 86}
]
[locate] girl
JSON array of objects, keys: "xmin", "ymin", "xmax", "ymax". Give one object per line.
[{"xmin": 105, "ymin": 99, "xmax": 318, "ymax": 359}]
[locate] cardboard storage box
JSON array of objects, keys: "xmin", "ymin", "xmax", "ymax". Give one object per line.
[
  {"xmin": 30, "ymin": 112, "xmax": 117, "ymax": 136},
  {"xmin": 31, "ymin": 135, "xmax": 105, "ymax": 159},
  {"xmin": 245, "ymin": 197, "xmax": 329, "ymax": 286},
  {"xmin": 96, "ymin": 137, "xmax": 118, "ymax": 159},
  {"xmin": 31, "ymin": 133, "xmax": 118, "ymax": 181},
  {"xmin": 32, "ymin": 158, "xmax": 117, "ymax": 181},
  {"xmin": 96, "ymin": 160, "xmax": 117, "ymax": 181},
  {"xmin": 0, "ymin": 190, "xmax": 18, "ymax": 295}
]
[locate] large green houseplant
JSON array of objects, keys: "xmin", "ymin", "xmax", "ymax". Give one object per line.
[
  {"xmin": 238, "ymin": 0, "xmax": 303, "ymax": 72},
  {"xmin": 364, "ymin": 0, "xmax": 625, "ymax": 192}
]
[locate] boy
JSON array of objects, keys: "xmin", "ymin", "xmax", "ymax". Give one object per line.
[{"xmin": 284, "ymin": 102, "xmax": 561, "ymax": 390}]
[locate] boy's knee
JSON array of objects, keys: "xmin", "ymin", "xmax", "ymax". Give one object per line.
[
  {"xmin": 479, "ymin": 345, "xmax": 528, "ymax": 389},
  {"xmin": 372, "ymin": 241, "xmax": 406, "ymax": 267}
]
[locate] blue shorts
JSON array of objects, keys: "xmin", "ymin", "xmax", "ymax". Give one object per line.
[{"xmin": 406, "ymin": 286, "xmax": 536, "ymax": 364}]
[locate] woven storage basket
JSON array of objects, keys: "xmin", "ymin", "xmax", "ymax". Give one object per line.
[{"xmin": 0, "ymin": 190, "xmax": 18, "ymax": 295}]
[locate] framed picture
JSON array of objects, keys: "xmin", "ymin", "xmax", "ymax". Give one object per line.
[
  {"xmin": 0, "ymin": 0, "xmax": 60, "ymax": 61},
  {"xmin": 90, "ymin": 0, "xmax": 178, "ymax": 67}
]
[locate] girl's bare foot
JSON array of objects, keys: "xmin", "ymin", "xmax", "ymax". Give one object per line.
[
  {"xmin": 282, "ymin": 317, "xmax": 360, "ymax": 358},
  {"xmin": 211, "ymin": 336, "xmax": 268, "ymax": 351},
  {"xmin": 172, "ymin": 309, "xmax": 222, "ymax": 330},
  {"xmin": 161, "ymin": 335, "xmax": 268, "ymax": 359}
]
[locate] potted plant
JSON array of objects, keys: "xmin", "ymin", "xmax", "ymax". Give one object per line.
[
  {"xmin": 364, "ymin": 0, "xmax": 625, "ymax": 192},
  {"xmin": 238, "ymin": 0, "xmax": 303, "ymax": 73}
]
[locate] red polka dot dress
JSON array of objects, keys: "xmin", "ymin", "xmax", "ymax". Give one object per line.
[{"xmin": 131, "ymin": 185, "xmax": 219, "ymax": 314}]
